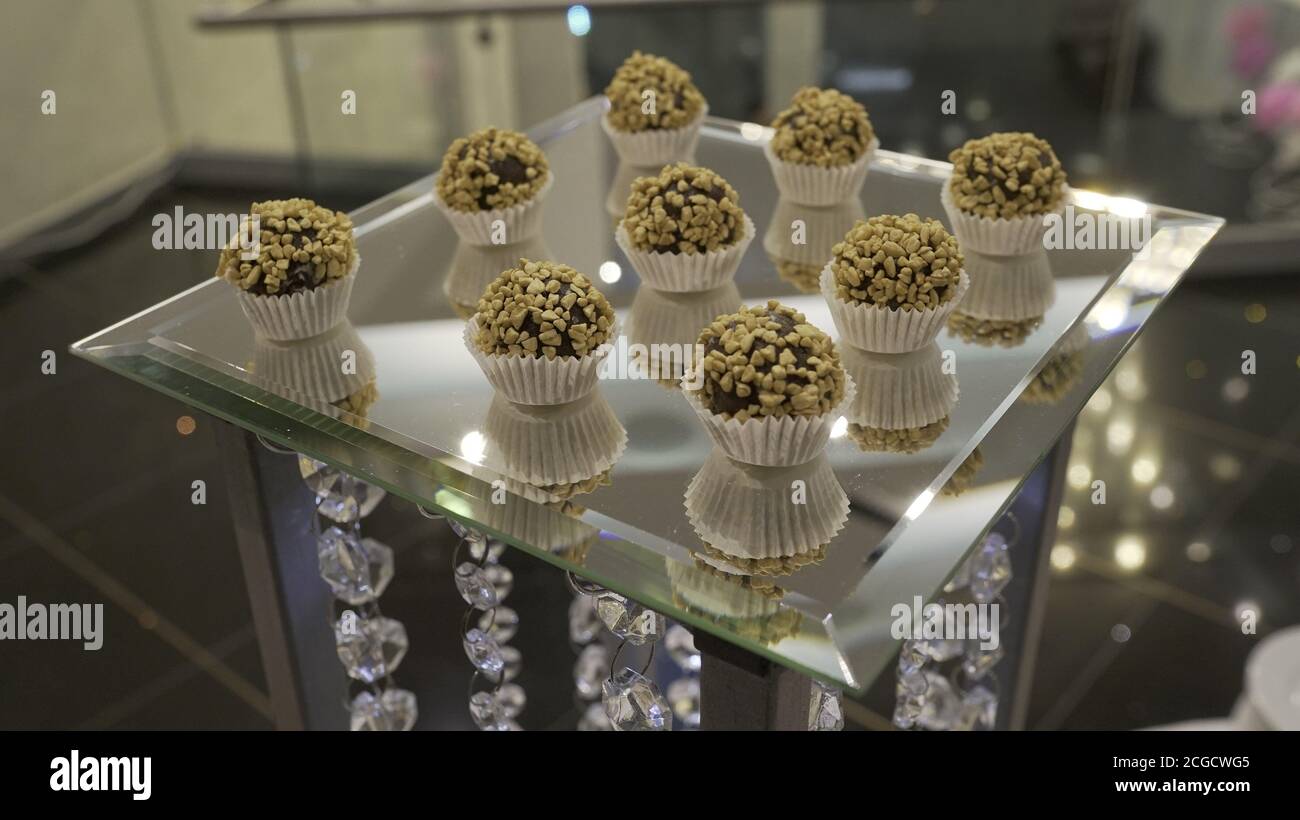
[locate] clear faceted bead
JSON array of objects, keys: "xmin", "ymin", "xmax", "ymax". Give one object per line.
[
  {"xmin": 454, "ymin": 562, "xmax": 499, "ymax": 610},
  {"xmin": 957, "ymin": 684, "xmax": 998, "ymax": 730},
  {"xmin": 574, "ymin": 643, "xmax": 608, "ymax": 700},
  {"xmin": 665, "ymin": 624, "xmax": 700, "ymax": 672},
  {"xmin": 478, "ymin": 606, "xmax": 519, "ymax": 644},
  {"xmin": 899, "ymin": 639, "xmax": 927, "ymax": 675},
  {"xmin": 379, "ymin": 688, "xmax": 417, "ymax": 731},
  {"xmin": 578, "ymin": 701, "xmax": 611, "ymax": 731},
  {"xmin": 568, "ymin": 594, "xmax": 600, "ymax": 645},
  {"xmin": 470, "ymin": 538, "xmax": 506, "ymax": 564},
  {"xmin": 962, "ymin": 640, "xmax": 1004, "ymax": 680},
  {"xmin": 496, "ymin": 682, "xmax": 526, "ymax": 719},
  {"xmin": 349, "ymin": 690, "xmax": 387, "ymax": 731},
  {"xmin": 485, "ymin": 563, "xmax": 513, "ymax": 602},
  {"xmin": 917, "ymin": 671, "xmax": 961, "ymax": 731},
  {"xmin": 335, "ymin": 616, "xmax": 408, "ymax": 683},
  {"xmin": 943, "ymin": 555, "xmax": 972, "ymax": 593},
  {"xmin": 469, "ymin": 690, "xmax": 505, "ymax": 730},
  {"xmin": 666, "ymin": 677, "xmax": 701, "ymax": 729},
  {"xmin": 893, "ymin": 694, "xmax": 923, "ymax": 729},
  {"xmin": 595, "ymin": 593, "xmax": 664, "ymax": 645},
  {"xmin": 317, "ymin": 526, "xmax": 393, "ymax": 605},
  {"xmin": 484, "ymin": 720, "xmax": 522, "ymax": 731},
  {"xmin": 968, "ymin": 533, "xmax": 1012, "ymax": 604},
  {"xmin": 499, "ymin": 645, "xmax": 522, "ymax": 683},
  {"xmin": 602, "ymin": 668, "xmax": 672, "ymax": 731},
  {"xmin": 897, "ymin": 664, "xmax": 929, "ymax": 698},
  {"xmin": 809, "ymin": 681, "xmax": 845, "ymax": 731},
  {"xmin": 300, "ymin": 457, "xmax": 386, "ymax": 523},
  {"xmin": 463, "ymin": 628, "xmax": 505, "ymax": 678},
  {"xmin": 915, "ymin": 636, "xmax": 964, "ymax": 663}
]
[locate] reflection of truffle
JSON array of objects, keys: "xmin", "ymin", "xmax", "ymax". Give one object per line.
[
  {"xmin": 947, "ymin": 132, "xmax": 1067, "ymax": 219},
  {"xmin": 770, "ymin": 87, "xmax": 874, "ymax": 167},
  {"xmin": 667, "ymin": 558, "xmax": 803, "ymax": 646},
  {"xmin": 1021, "ymin": 351, "xmax": 1084, "ymax": 405},
  {"xmin": 436, "ymin": 128, "xmax": 550, "ymax": 213},
  {"xmin": 603, "ymin": 51, "xmax": 705, "ymax": 132},
  {"xmin": 829, "ymin": 214, "xmax": 962, "ymax": 310},
  {"xmin": 472, "ymin": 260, "xmax": 614, "ymax": 360},
  {"xmin": 216, "ymin": 198, "xmax": 356, "ymax": 296},
  {"xmin": 698, "ymin": 542, "xmax": 827, "ymax": 577},
  {"xmin": 696, "ymin": 301, "xmax": 845, "ymax": 422},
  {"xmin": 774, "ymin": 259, "xmax": 822, "ymax": 293},
  {"xmin": 333, "ymin": 381, "xmax": 378, "ymax": 420},
  {"xmin": 941, "ymin": 447, "xmax": 984, "ymax": 497},
  {"xmin": 622, "ymin": 163, "xmax": 745, "ymax": 254},
  {"xmin": 848, "ymin": 416, "xmax": 949, "ymax": 454},
  {"xmin": 947, "ymin": 312, "xmax": 1042, "ymax": 348}
]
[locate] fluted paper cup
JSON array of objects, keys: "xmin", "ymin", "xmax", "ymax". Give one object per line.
[
  {"xmin": 235, "ymin": 254, "xmax": 359, "ymax": 342},
  {"xmin": 625, "ymin": 283, "xmax": 741, "ymax": 380},
  {"xmin": 666, "ymin": 558, "xmax": 783, "ymax": 619},
  {"xmin": 615, "ymin": 213, "xmax": 754, "ymax": 293},
  {"xmin": 478, "ymin": 484, "xmax": 599, "ymax": 555},
  {"xmin": 684, "ymin": 448, "xmax": 848, "ymax": 560},
  {"xmin": 442, "ymin": 236, "xmax": 553, "ymax": 309},
  {"xmin": 840, "ymin": 342, "xmax": 958, "ymax": 430},
  {"xmin": 434, "ymin": 174, "xmax": 554, "ymax": 247},
  {"xmin": 464, "ymin": 317, "xmax": 613, "ymax": 406},
  {"xmin": 960, "ymin": 249, "xmax": 1055, "ymax": 320},
  {"xmin": 681, "ymin": 374, "xmax": 855, "ymax": 467},
  {"xmin": 940, "ymin": 183, "xmax": 1069, "ymax": 256},
  {"xmin": 763, "ymin": 196, "xmax": 864, "ymax": 268},
  {"xmin": 601, "ymin": 104, "xmax": 708, "ymax": 167},
  {"xmin": 482, "ymin": 391, "xmax": 627, "ymax": 488},
  {"xmin": 763, "ymin": 138, "xmax": 878, "ymax": 206},
  {"xmin": 252, "ymin": 320, "xmax": 375, "ymax": 403},
  {"xmin": 820, "ymin": 264, "xmax": 969, "ymax": 354}
]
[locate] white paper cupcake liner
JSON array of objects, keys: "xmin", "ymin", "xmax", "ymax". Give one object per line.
[
  {"xmin": 252, "ymin": 321, "xmax": 375, "ymax": 403},
  {"xmin": 464, "ymin": 317, "xmax": 614, "ymax": 406},
  {"xmin": 940, "ymin": 183, "xmax": 1069, "ymax": 256},
  {"xmin": 478, "ymin": 484, "xmax": 597, "ymax": 554},
  {"xmin": 666, "ymin": 559, "xmax": 783, "ymax": 620},
  {"xmin": 434, "ymin": 173, "xmax": 554, "ymax": 247},
  {"xmin": 481, "ymin": 391, "xmax": 627, "ymax": 487},
  {"xmin": 625, "ymin": 283, "xmax": 742, "ymax": 379},
  {"xmin": 821, "ymin": 264, "xmax": 970, "ymax": 354},
  {"xmin": 681, "ymin": 373, "xmax": 856, "ymax": 467},
  {"xmin": 441, "ymin": 237, "xmax": 554, "ymax": 309},
  {"xmin": 763, "ymin": 197, "xmax": 864, "ymax": 268},
  {"xmin": 601, "ymin": 104, "xmax": 708, "ymax": 167},
  {"xmin": 959, "ymin": 249, "xmax": 1056, "ymax": 321},
  {"xmin": 234, "ymin": 254, "xmax": 359, "ymax": 342},
  {"xmin": 763, "ymin": 138, "xmax": 878, "ymax": 207},
  {"xmin": 615, "ymin": 213, "xmax": 754, "ymax": 293},
  {"xmin": 684, "ymin": 449, "xmax": 848, "ymax": 560},
  {"xmin": 839, "ymin": 342, "xmax": 958, "ymax": 430}
]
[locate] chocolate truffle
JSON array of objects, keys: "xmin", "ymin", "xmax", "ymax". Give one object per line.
[
  {"xmin": 948, "ymin": 132, "xmax": 1067, "ymax": 219},
  {"xmin": 622, "ymin": 163, "xmax": 745, "ymax": 254},
  {"xmin": 1021, "ymin": 351, "xmax": 1084, "ymax": 405},
  {"xmin": 216, "ymin": 198, "xmax": 356, "ymax": 297},
  {"xmin": 773, "ymin": 258, "xmax": 822, "ymax": 294},
  {"xmin": 829, "ymin": 214, "xmax": 963, "ymax": 311},
  {"xmin": 473, "ymin": 259, "xmax": 614, "ymax": 360},
  {"xmin": 604, "ymin": 51, "xmax": 706, "ymax": 132},
  {"xmin": 698, "ymin": 542, "xmax": 827, "ymax": 577},
  {"xmin": 769, "ymin": 86, "xmax": 875, "ymax": 167},
  {"xmin": 437, "ymin": 127, "xmax": 550, "ymax": 213},
  {"xmin": 695, "ymin": 300, "xmax": 846, "ymax": 422}
]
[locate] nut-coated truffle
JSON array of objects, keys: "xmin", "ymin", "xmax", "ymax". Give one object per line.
[
  {"xmin": 437, "ymin": 127, "xmax": 550, "ymax": 213},
  {"xmin": 829, "ymin": 214, "xmax": 962, "ymax": 311},
  {"xmin": 769, "ymin": 86, "xmax": 874, "ymax": 167},
  {"xmin": 948, "ymin": 132, "xmax": 1067, "ymax": 219},
  {"xmin": 216, "ymin": 198, "xmax": 356, "ymax": 296},
  {"xmin": 623, "ymin": 163, "xmax": 745, "ymax": 254},
  {"xmin": 473, "ymin": 259, "xmax": 614, "ymax": 360},
  {"xmin": 604, "ymin": 51, "xmax": 706, "ymax": 133},
  {"xmin": 695, "ymin": 300, "xmax": 845, "ymax": 422}
]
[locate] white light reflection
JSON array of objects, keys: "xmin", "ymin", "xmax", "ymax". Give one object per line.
[
  {"xmin": 598, "ymin": 260, "xmax": 622, "ymax": 283},
  {"xmin": 460, "ymin": 431, "xmax": 487, "ymax": 464},
  {"xmin": 904, "ymin": 489, "xmax": 935, "ymax": 520}
]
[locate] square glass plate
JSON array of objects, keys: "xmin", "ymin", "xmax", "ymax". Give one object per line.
[{"xmin": 72, "ymin": 97, "xmax": 1222, "ymax": 690}]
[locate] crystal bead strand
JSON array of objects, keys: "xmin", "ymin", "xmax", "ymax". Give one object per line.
[
  {"xmin": 451, "ymin": 520, "xmax": 525, "ymax": 730},
  {"xmin": 566, "ymin": 575, "xmax": 611, "ymax": 730},
  {"xmin": 293, "ymin": 455, "xmax": 415, "ymax": 730},
  {"xmin": 892, "ymin": 522, "xmax": 1015, "ymax": 731}
]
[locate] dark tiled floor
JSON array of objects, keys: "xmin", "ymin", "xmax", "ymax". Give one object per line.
[{"xmin": 0, "ymin": 183, "xmax": 1296, "ymax": 730}]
